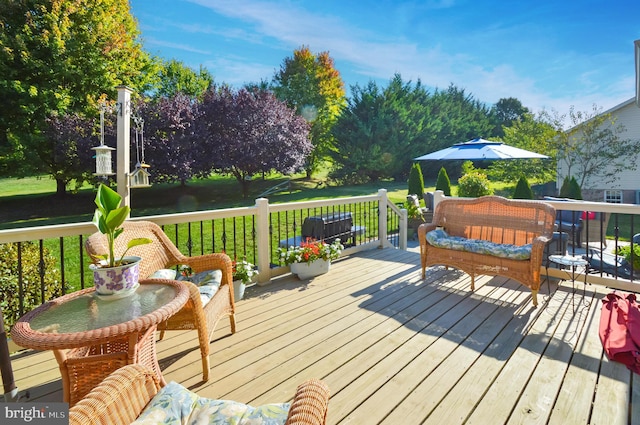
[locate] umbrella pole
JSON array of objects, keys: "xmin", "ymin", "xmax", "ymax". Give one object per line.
[{"xmin": 0, "ymin": 307, "xmax": 18, "ymax": 402}]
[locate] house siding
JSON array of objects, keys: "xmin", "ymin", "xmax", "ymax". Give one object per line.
[{"xmin": 557, "ymin": 98, "xmax": 640, "ymax": 203}]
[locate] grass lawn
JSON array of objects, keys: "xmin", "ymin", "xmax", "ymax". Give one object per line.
[{"xmin": 0, "ymin": 173, "xmax": 421, "ymax": 230}]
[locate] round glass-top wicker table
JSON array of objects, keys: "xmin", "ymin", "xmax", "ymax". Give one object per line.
[{"xmin": 11, "ymin": 279, "xmax": 189, "ymax": 406}]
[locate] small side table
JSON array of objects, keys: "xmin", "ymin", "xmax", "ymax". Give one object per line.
[{"xmin": 548, "ymin": 254, "xmax": 590, "ymax": 310}]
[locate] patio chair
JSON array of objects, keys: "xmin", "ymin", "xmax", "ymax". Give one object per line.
[
  {"xmin": 85, "ymin": 220, "xmax": 236, "ymax": 381},
  {"xmin": 69, "ymin": 364, "xmax": 330, "ymax": 425},
  {"xmin": 584, "ymin": 248, "xmax": 634, "ymax": 280}
]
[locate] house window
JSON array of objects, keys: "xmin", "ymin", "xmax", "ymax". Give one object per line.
[{"xmin": 604, "ymin": 190, "xmax": 623, "ymax": 203}]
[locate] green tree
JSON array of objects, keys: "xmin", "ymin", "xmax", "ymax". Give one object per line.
[
  {"xmin": 491, "ymin": 97, "xmax": 529, "ymax": 137},
  {"xmin": 330, "ymin": 77, "xmax": 431, "ymax": 182},
  {"xmin": 486, "ymin": 113, "xmax": 557, "ymax": 183},
  {"xmin": 408, "ymin": 162, "xmax": 425, "ymax": 197},
  {"xmin": 551, "ymin": 105, "xmax": 640, "ymax": 190},
  {"xmin": 435, "ymin": 167, "xmax": 452, "ymax": 196},
  {"xmin": 0, "ymin": 0, "xmax": 154, "ymax": 192},
  {"xmin": 154, "ymin": 59, "xmax": 213, "ymax": 99},
  {"xmin": 512, "ymin": 176, "xmax": 534, "ymax": 199},
  {"xmin": 272, "ymin": 46, "xmax": 346, "ymax": 177}
]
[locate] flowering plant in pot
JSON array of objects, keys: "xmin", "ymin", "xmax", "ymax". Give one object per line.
[
  {"xmin": 89, "ymin": 184, "xmax": 152, "ymax": 296},
  {"xmin": 277, "ymin": 238, "xmax": 343, "ymax": 279},
  {"xmin": 232, "ymin": 259, "xmax": 258, "ymax": 300}
]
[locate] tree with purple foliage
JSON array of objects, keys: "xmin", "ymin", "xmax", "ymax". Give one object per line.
[
  {"xmin": 44, "ymin": 113, "xmax": 105, "ymax": 196},
  {"xmin": 136, "ymin": 92, "xmax": 209, "ymax": 186},
  {"xmin": 201, "ymin": 86, "xmax": 312, "ymax": 197}
]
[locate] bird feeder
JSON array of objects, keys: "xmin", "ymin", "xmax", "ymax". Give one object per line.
[{"xmin": 130, "ymin": 162, "xmax": 151, "ymax": 188}]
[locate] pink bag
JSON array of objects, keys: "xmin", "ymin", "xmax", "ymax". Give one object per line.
[{"xmin": 599, "ymin": 292, "xmax": 640, "ymax": 373}]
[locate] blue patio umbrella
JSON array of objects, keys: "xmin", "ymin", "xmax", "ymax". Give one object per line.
[{"xmin": 414, "ymin": 138, "xmax": 548, "ymax": 161}]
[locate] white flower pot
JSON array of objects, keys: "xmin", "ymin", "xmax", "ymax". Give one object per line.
[
  {"xmin": 233, "ymin": 280, "xmax": 246, "ymax": 301},
  {"xmin": 90, "ymin": 256, "xmax": 142, "ymax": 298},
  {"xmin": 290, "ymin": 259, "xmax": 331, "ymax": 280}
]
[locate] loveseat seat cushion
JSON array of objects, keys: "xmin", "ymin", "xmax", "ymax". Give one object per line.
[
  {"xmin": 132, "ymin": 381, "xmax": 291, "ymax": 425},
  {"xmin": 426, "ymin": 228, "xmax": 532, "ymax": 260}
]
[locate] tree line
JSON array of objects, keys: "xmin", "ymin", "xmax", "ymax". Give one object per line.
[{"xmin": 2, "ymin": 0, "xmax": 636, "ymax": 198}]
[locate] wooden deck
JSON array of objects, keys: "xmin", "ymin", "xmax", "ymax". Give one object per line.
[{"xmin": 7, "ymin": 246, "xmax": 640, "ymax": 424}]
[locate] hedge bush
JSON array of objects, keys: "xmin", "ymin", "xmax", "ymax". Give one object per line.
[
  {"xmin": 0, "ymin": 242, "xmax": 63, "ymax": 329},
  {"xmin": 457, "ymin": 172, "xmax": 494, "ymax": 198}
]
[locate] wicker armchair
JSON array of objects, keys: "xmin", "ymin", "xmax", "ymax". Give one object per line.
[
  {"xmin": 85, "ymin": 220, "xmax": 236, "ymax": 381},
  {"xmin": 69, "ymin": 364, "xmax": 330, "ymax": 425}
]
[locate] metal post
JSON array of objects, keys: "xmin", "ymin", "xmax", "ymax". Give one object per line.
[{"xmin": 0, "ymin": 307, "xmax": 18, "ymax": 402}]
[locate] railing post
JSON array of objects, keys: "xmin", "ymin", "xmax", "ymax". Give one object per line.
[
  {"xmin": 399, "ymin": 209, "xmax": 408, "ymax": 250},
  {"xmin": 255, "ymin": 198, "xmax": 271, "ymax": 285},
  {"xmin": 378, "ymin": 189, "xmax": 388, "ymax": 248},
  {"xmin": 433, "ymin": 190, "xmax": 445, "ymax": 211}
]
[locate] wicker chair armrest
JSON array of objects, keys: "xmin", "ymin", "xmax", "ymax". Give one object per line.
[
  {"xmin": 179, "ymin": 253, "xmax": 233, "ymax": 286},
  {"xmin": 417, "ymin": 223, "xmax": 437, "ymax": 243},
  {"xmin": 69, "ymin": 364, "xmax": 162, "ymax": 425},
  {"xmin": 285, "ymin": 379, "xmax": 331, "ymax": 425}
]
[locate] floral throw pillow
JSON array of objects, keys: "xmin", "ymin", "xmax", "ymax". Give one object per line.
[{"xmin": 132, "ymin": 381, "xmax": 291, "ymax": 425}]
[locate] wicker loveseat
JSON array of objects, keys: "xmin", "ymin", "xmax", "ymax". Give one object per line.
[
  {"xmin": 69, "ymin": 364, "xmax": 330, "ymax": 425},
  {"xmin": 418, "ymin": 196, "xmax": 556, "ymax": 307}
]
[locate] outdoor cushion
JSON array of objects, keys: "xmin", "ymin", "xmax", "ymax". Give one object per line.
[
  {"xmin": 178, "ymin": 269, "xmax": 222, "ymax": 305},
  {"xmin": 426, "ymin": 228, "xmax": 532, "ymax": 260},
  {"xmin": 150, "ymin": 268, "xmax": 221, "ymax": 306},
  {"xmin": 131, "ymin": 380, "xmax": 290, "ymax": 425},
  {"xmin": 149, "ymin": 268, "xmax": 178, "ymax": 280}
]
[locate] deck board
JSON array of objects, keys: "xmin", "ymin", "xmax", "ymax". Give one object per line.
[{"xmin": 6, "ymin": 246, "xmax": 638, "ymax": 424}]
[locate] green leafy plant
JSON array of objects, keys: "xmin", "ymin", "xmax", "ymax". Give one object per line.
[
  {"xmin": 457, "ymin": 172, "xmax": 494, "ymax": 198},
  {"xmin": 616, "ymin": 245, "xmax": 640, "ymax": 271},
  {"xmin": 278, "ymin": 238, "xmax": 344, "ymax": 265},
  {"xmin": 0, "ymin": 242, "xmax": 63, "ymax": 328},
  {"xmin": 92, "ymin": 184, "xmax": 152, "ymax": 267},
  {"xmin": 404, "ymin": 200, "xmax": 425, "ymax": 220},
  {"xmin": 233, "ymin": 259, "xmax": 258, "ymax": 284}
]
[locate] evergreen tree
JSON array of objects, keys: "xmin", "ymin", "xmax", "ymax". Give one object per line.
[
  {"xmin": 435, "ymin": 167, "xmax": 452, "ymax": 196},
  {"xmin": 512, "ymin": 176, "xmax": 534, "ymax": 199},
  {"xmin": 559, "ymin": 176, "xmax": 571, "ymax": 197},
  {"xmin": 408, "ymin": 163, "xmax": 425, "ymax": 197},
  {"xmin": 568, "ymin": 176, "xmax": 582, "ymax": 199}
]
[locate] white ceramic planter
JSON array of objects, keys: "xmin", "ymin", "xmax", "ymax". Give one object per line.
[
  {"xmin": 233, "ymin": 280, "xmax": 246, "ymax": 301},
  {"xmin": 290, "ymin": 259, "xmax": 331, "ymax": 280},
  {"xmin": 90, "ymin": 255, "xmax": 142, "ymax": 298}
]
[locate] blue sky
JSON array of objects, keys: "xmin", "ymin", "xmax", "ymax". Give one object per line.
[{"xmin": 131, "ymin": 0, "xmax": 639, "ymax": 117}]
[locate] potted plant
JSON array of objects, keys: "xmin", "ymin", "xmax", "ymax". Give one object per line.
[
  {"xmin": 405, "ymin": 198, "xmax": 425, "ymax": 239},
  {"xmin": 232, "ymin": 259, "xmax": 257, "ymax": 300},
  {"xmin": 278, "ymin": 238, "xmax": 343, "ymax": 280},
  {"xmin": 89, "ymin": 184, "xmax": 152, "ymax": 297}
]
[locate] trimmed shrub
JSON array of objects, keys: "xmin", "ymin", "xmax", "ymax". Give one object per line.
[
  {"xmin": 559, "ymin": 176, "xmax": 571, "ymax": 197},
  {"xmin": 435, "ymin": 167, "xmax": 452, "ymax": 196},
  {"xmin": 0, "ymin": 242, "xmax": 63, "ymax": 329},
  {"xmin": 457, "ymin": 171, "xmax": 494, "ymax": 198},
  {"xmin": 513, "ymin": 176, "xmax": 534, "ymax": 199},
  {"xmin": 569, "ymin": 176, "xmax": 582, "ymax": 199},
  {"xmin": 407, "ymin": 163, "xmax": 425, "ymax": 197}
]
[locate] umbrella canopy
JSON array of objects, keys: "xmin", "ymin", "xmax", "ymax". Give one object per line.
[{"xmin": 414, "ymin": 138, "xmax": 548, "ymax": 161}]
